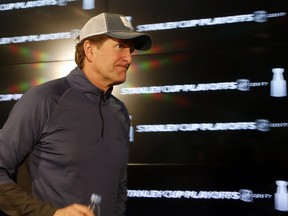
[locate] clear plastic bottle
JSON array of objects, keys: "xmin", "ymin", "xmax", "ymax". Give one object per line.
[{"xmin": 88, "ymin": 193, "xmax": 102, "ymax": 216}]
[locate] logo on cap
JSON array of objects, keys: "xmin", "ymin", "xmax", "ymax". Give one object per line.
[{"xmin": 120, "ymin": 16, "xmax": 133, "ymax": 29}]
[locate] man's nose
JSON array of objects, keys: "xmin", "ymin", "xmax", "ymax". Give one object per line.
[{"xmin": 123, "ymin": 48, "xmax": 132, "ymax": 64}]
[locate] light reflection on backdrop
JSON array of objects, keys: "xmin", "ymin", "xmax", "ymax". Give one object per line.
[
  {"xmin": 133, "ymin": 39, "xmax": 192, "ymax": 55},
  {"xmin": 115, "ymin": 51, "xmax": 191, "ymax": 107},
  {"xmin": 1, "ymin": 61, "xmax": 76, "ymax": 94},
  {"xmin": 2, "ymin": 40, "xmax": 192, "ymax": 106},
  {"xmin": 5, "ymin": 44, "xmax": 50, "ymax": 62}
]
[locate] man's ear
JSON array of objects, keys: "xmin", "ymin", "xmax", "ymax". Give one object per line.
[{"xmin": 83, "ymin": 40, "xmax": 95, "ymax": 62}]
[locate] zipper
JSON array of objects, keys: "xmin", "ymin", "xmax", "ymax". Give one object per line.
[{"xmin": 99, "ymin": 93, "xmax": 104, "ymax": 138}]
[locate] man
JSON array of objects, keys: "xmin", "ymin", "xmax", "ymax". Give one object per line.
[{"xmin": 0, "ymin": 12, "xmax": 152, "ymax": 216}]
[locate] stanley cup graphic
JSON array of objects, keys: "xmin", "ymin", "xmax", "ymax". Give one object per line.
[
  {"xmin": 83, "ymin": 0, "xmax": 95, "ymax": 10},
  {"xmin": 58, "ymin": 0, "xmax": 68, "ymax": 5},
  {"xmin": 275, "ymin": 180, "xmax": 288, "ymax": 212},
  {"xmin": 270, "ymin": 68, "xmax": 287, "ymax": 97}
]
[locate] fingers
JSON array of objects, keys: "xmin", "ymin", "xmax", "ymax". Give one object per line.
[{"xmin": 54, "ymin": 203, "xmax": 95, "ymax": 216}]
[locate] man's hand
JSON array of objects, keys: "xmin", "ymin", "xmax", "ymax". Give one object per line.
[{"xmin": 54, "ymin": 203, "xmax": 95, "ymax": 216}]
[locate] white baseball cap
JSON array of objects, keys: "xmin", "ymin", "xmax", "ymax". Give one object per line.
[{"xmin": 79, "ymin": 12, "xmax": 152, "ymax": 51}]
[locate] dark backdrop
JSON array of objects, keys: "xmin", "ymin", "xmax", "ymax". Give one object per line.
[{"xmin": 0, "ymin": 0, "xmax": 288, "ymax": 215}]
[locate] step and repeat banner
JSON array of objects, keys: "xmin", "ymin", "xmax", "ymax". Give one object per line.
[{"xmin": 0, "ymin": 0, "xmax": 288, "ymax": 215}]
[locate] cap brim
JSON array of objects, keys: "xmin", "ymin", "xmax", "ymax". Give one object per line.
[{"xmin": 106, "ymin": 31, "xmax": 152, "ymax": 51}]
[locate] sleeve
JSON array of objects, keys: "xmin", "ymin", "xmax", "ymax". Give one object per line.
[
  {"xmin": 115, "ymin": 165, "xmax": 128, "ymax": 216},
  {"xmin": 0, "ymin": 87, "xmax": 57, "ymax": 215},
  {"xmin": 114, "ymin": 109, "xmax": 130, "ymax": 216},
  {"xmin": 0, "ymin": 183, "xmax": 58, "ymax": 216}
]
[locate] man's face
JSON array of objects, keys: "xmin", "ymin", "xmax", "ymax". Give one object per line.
[{"xmin": 91, "ymin": 37, "xmax": 135, "ymax": 89}]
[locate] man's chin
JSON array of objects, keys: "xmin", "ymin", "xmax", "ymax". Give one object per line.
[{"xmin": 113, "ymin": 78, "xmax": 126, "ymax": 86}]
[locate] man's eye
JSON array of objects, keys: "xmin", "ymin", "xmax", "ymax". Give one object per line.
[{"xmin": 116, "ymin": 43, "xmax": 134, "ymax": 53}]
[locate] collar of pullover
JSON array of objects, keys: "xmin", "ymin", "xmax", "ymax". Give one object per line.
[{"xmin": 66, "ymin": 67, "xmax": 113, "ymax": 103}]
